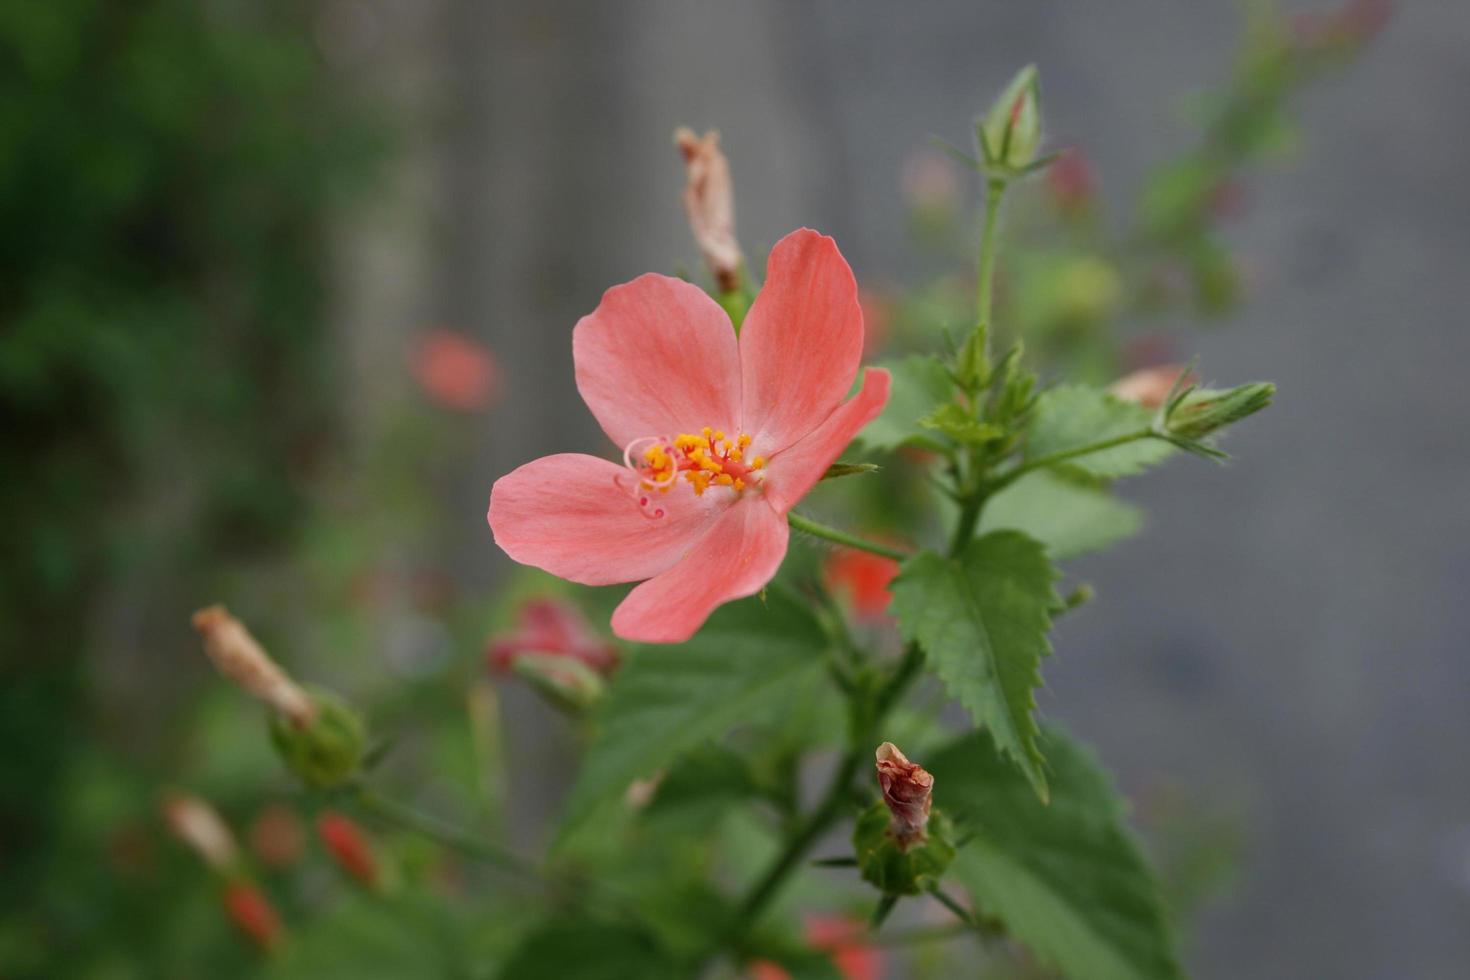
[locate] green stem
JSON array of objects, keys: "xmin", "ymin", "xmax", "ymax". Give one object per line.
[
  {"xmin": 354, "ymin": 788, "xmax": 538, "ymax": 880},
  {"xmin": 727, "ymin": 644, "xmax": 924, "ymax": 944},
  {"xmin": 788, "ymin": 512, "xmax": 909, "ymax": 562},
  {"xmin": 985, "ymin": 428, "xmax": 1158, "ymax": 496},
  {"xmin": 975, "ymin": 177, "xmax": 1008, "ymax": 345},
  {"xmin": 949, "ymin": 496, "xmax": 984, "ymax": 559}
]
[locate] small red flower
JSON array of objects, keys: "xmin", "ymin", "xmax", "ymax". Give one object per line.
[
  {"xmin": 222, "ymin": 882, "xmax": 284, "ymax": 952},
  {"xmin": 411, "ymin": 329, "xmax": 501, "ymax": 412},
  {"xmin": 824, "ymin": 549, "xmax": 899, "ymax": 622},
  {"xmin": 487, "ymin": 597, "xmax": 619, "ymax": 675},
  {"xmin": 316, "ymin": 810, "xmax": 379, "ymax": 889},
  {"xmin": 805, "ymin": 915, "xmax": 882, "ymax": 980}
]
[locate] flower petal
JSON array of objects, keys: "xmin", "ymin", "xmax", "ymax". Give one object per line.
[
  {"xmin": 739, "ymin": 229, "xmax": 864, "ymax": 453},
  {"xmin": 763, "ymin": 368, "xmax": 891, "ymax": 514},
  {"xmin": 488, "ymin": 453, "xmax": 724, "ymax": 585},
  {"xmin": 610, "ymin": 498, "xmax": 789, "ymax": 643},
  {"xmin": 574, "ymin": 274, "xmax": 742, "ymax": 448}
]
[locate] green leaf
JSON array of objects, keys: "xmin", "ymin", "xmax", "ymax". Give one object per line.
[
  {"xmin": 981, "ymin": 470, "xmax": 1143, "ymax": 560},
  {"xmin": 927, "ymin": 727, "xmax": 1184, "ymax": 980},
  {"xmin": 491, "ymin": 920, "xmax": 679, "ymax": 980},
  {"xmin": 820, "ymin": 461, "xmax": 881, "ymax": 481},
  {"xmin": 919, "ymin": 401, "xmax": 1005, "ymax": 445},
  {"xmin": 1027, "ymin": 385, "xmax": 1174, "ymax": 478},
  {"xmin": 889, "ymin": 533, "xmax": 1059, "ymax": 801},
  {"xmin": 856, "ymin": 354, "xmax": 954, "ymax": 453},
  {"xmin": 558, "ymin": 592, "xmax": 829, "ymax": 837}
]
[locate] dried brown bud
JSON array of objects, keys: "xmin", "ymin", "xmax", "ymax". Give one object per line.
[
  {"xmin": 875, "ymin": 742, "xmax": 933, "ymax": 850},
  {"xmin": 192, "ymin": 605, "xmax": 314, "ymax": 727},
  {"xmin": 161, "ymin": 791, "xmax": 240, "ymax": 872},
  {"xmin": 674, "ymin": 127, "xmax": 743, "ymax": 292},
  {"xmin": 1108, "ymin": 363, "xmax": 1195, "ymax": 411}
]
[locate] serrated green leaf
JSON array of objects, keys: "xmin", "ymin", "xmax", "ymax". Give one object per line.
[
  {"xmin": 558, "ymin": 592, "xmax": 828, "ymax": 838},
  {"xmin": 857, "ymin": 354, "xmax": 954, "ymax": 453},
  {"xmin": 1027, "ymin": 385, "xmax": 1174, "ymax": 478},
  {"xmin": 919, "ymin": 401, "xmax": 1005, "ymax": 445},
  {"xmin": 927, "ymin": 727, "xmax": 1184, "ymax": 980},
  {"xmin": 889, "ymin": 533, "xmax": 1059, "ymax": 801},
  {"xmin": 491, "ymin": 920, "xmax": 679, "ymax": 980},
  {"xmin": 981, "ymin": 470, "xmax": 1143, "ymax": 560}
]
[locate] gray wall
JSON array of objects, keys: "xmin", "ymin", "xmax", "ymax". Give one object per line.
[{"xmin": 344, "ymin": 2, "xmax": 1470, "ymax": 976}]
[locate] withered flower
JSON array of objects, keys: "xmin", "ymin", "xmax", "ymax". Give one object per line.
[
  {"xmin": 875, "ymin": 741, "xmax": 933, "ymax": 850},
  {"xmin": 674, "ymin": 127, "xmax": 743, "ymax": 292},
  {"xmin": 192, "ymin": 605, "xmax": 315, "ymax": 727}
]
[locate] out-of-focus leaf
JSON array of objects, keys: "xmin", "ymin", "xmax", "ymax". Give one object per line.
[
  {"xmin": 857, "ymin": 354, "xmax": 953, "ymax": 453},
  {"xmin": 889, "ymin": 533, "xmax": 1059, "ymax": 801},
  {"xmin": 558, "ymin": 592, "xmax": 829, "ymax": 838},
  {"xmin": 981, "ymin": 470, "xmax": 1143, "ymax": 559},
  {"xmin": 1026, "ymin": 385, "xmax": 1173, "ymax": 478},
  {"xmin": 926, "ymin": 727, "xmax": 1184, "ymax": 980},
  {"xmin": 491, "ymin": 919, "xmax": 679, "ymax": 980}
]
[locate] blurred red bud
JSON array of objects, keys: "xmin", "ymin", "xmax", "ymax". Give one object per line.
[
  {"xmin": 1109, "ymin": 363, "xmax": 1195, "ymax": 411},
  {"xmin": 222, "ymin": 882, "xmax": 284, "ymax": 952},
  {"xmin": 488, "ymin": 597, "xmax": 619, "ymax": 676},
  {"xmin": 1046, "ymin": 148, "xmax": 1096, "ymax": 216},
  {"xmin": 248, "ymin": 803, "xmax": 306, "ymax": 870},
  {"xmin": 824, "ymin": 549, "xmax": 900, "ymax": 622},
  {"xmin": 411, "ymin": 328, "xmax": 501, "ymax": 412},
  {"xmin": 317, "ymin": 810, "xmax": 379, "ymax": 889}
]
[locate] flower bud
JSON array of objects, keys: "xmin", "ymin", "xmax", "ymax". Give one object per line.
[
  {"xmin": 316, "ymin": 810, "xmax": 380, "ymax": 889},
  {"xmin": 222, "ymin": 881, "xmax": 284, "ymax": 952},
  {"xmin": 161, "ymin": 791, "xmax": 240, "ymax": 873},
  {"xmin": 510, "ymin": 652, "xmax": 604, "ymax": 713},
  {"xmin": 979, "ymin": 65, "xmax": 1041, "ymax": 173},
  {"xmin": 248, "ymin": 803, "xmax": 306, "ymax": 870},
  {"xmin": 268, "ymin": 687, "xmax": 366, "ymax": 790},
  {"xmin": 488, "ymin": 597, "xmax": 619, "ymax": 676},
  {"xmin": 874, "ymin": 742, "xmax": 932, "ymax": 849},
  {"xmin": 1109, "ymin": 363, "xmax": 1196, "ymax": 411},
  {"xmin": 674, "ymin": 127, "xmax": 743, "ymax": 293},
  {"xmin": 192, "ymin": 605, "xmax": 314, "ymax": 728},
  {"xmin": 1165, "ymin": 382, "xmax": 1275, "ymax": 440}
]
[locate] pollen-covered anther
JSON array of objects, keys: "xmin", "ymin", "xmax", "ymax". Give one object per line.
[{"xmin": 621, "ymin": 427, "xmax": 764, "ymax": 505}]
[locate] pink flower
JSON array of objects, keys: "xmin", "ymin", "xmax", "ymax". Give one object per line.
[
  {"xmin": 488, "ymin": 229, "xmax": 891, "ymax": 644},
  {"xmin": 487, "ymin": 597, "xmax": 619, "ymax": 675},
  {"xmin": 746, "ymin": 916, "xmax": 883, "ymax": 980},
  {"xmin": 411, "ymin": 328, "xmax": 501, "ymax": 412}
]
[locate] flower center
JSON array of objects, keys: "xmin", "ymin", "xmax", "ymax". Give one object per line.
[{"xmin": 617, "ymin": 427, "xmax": 766, "ymax": 519}]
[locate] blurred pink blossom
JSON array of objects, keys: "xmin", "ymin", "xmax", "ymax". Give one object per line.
[{"xmin": 411, "ymin": 329, "xmax": 501, "ymax": 412}]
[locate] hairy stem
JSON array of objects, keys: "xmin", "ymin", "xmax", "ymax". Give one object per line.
[
  {"xmin": 354, "ymin": 787, "xmax": 538, "ymax": 880},
  {"xmin": 726, "ymin": 643, "xmax": 924, "ymax": 945},
  {"xmin": 788, "ymin": 512, "xmax": 910, "ymax": 562},
  {"xmin": 975, "ymin": 177, "xmax": 1008, "ymax": 343},
  {"xmin": 985, "ymin": 427, "xmax": 1159, "ymax": 496}
]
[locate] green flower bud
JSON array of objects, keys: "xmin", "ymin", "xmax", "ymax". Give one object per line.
[
  {"xmin": 269, "ymin": 687, "xmax": 366, "ymax": 790},
  {"xmin": 979, "ymin": 65, "xmax": 1042, "ymax": 172},
  {"xmin": 511, "ymin": 652, "xmax": 604, "ymax": 713},
  {"xmin": 1165, "ymin": 382, "xmax": 1275, "ymax": 440},
  {"xmin": 854, "ymin": 803, "xmax": 957, "ymax": 897}
]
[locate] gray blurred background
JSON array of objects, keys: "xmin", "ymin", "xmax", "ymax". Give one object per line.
[{"xmin": 334, "ymin": 2, "xmax": 1468, "ymax": 977}]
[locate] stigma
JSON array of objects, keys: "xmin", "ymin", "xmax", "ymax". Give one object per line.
[{"xmin": 618, "ymin": 427, "xmax": 765, "ymax": 516}]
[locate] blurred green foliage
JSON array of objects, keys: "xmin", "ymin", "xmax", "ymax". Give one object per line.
[{"xmin": 0, "ymin": 0, "xmax": 379, "ymax": 971}]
